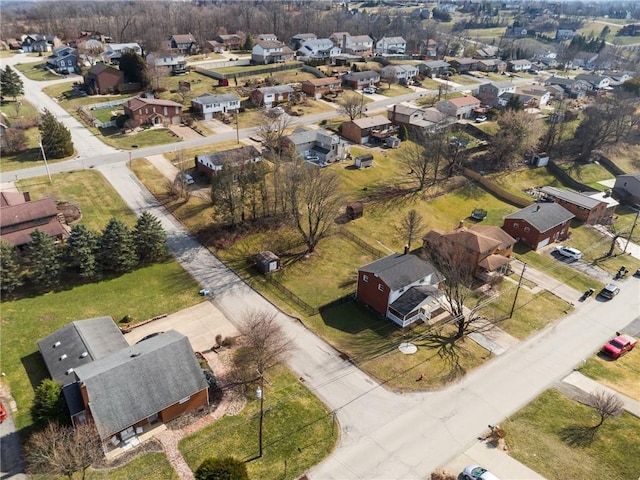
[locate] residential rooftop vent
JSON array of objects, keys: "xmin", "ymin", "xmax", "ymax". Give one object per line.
[
  {"xmin": 53, "ymin": 341, "xmax": 61, "ymax": 348},
  {"xmin": 130, "ymin": 352, "xmax": 140, "ymax": 358},
  {"xmin": 65, "ymin": 368, "xmax": 74, "ymax": 375},
  {"xmin": 59, "ymin": 354, "xmax": 68, "ymax": 361},
  {"xmin": 80, "ymin": 351, "xmax": 88, "ymax": 358}
]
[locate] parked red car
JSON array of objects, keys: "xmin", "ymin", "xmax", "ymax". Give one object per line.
[
  {"xmin": 0, "ymin": 401, "xmax": 7, "ymax": 423},
  {"xmin": 602, "ymin": 334, "xmax": 637, "ymax": 359}
]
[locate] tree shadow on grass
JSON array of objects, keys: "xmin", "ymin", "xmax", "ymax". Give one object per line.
[
  {"xmin": 559, "ymin": 424, "xmax": 598, "ymax": 447},
  {"xmin": 414, "ymin": 329, "xmax": 467, "ymax": 383},
  {"xmin": 21, "ymin": 351, "xmax": 48, "ymax": 391}
]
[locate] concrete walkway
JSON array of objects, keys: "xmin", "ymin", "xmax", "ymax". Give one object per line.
[
  {"xmin": 511, "ymin": 258, "xmax": 583, "ymax": 305},
  {"xmin": 562, "ymin": 371, "xmax": 640, "ymax": 417}
]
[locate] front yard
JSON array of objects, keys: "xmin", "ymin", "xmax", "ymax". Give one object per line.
[{"xmin": 14, "ymin": 59, "xmax": 66, "ymax": 81}]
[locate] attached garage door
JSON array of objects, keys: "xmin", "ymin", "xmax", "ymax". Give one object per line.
[{"xmin": 537, "ymin": 237, "xmax": 550, "ymax": 249}]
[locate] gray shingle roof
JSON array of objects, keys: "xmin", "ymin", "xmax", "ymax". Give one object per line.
[
  {"xmin": 540, "ymin": 186, "xmax": 602, "ymax": 209},
  {"xmin": 74, "ymin": 330, "xmax": 207, "ymax": 439},
  {"xmin": 196, "ymin": 145, "xmax": 261, "ymax": 167},
  {"xmin": 192, "ymin": 93, "xmax": 240, "ymax": 104},
  {"xmin": 256, "ymin": 85, "xmax": 294, "ymax": 95},
  {"xmin": 359, "ymin": 253, "xmax": 441, "ymax": 291},
  {"xmin": 504, "ymin": 203, "xmax": 574, "ymax": 232}
]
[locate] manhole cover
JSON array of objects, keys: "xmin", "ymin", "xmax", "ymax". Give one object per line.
[{"xmin": 398, "ymin": 342, "xmax": 417, "ymax": 354}]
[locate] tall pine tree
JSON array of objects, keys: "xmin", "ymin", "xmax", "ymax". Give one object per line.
[
  {"xmin": 118, "ymin": 51, "xmax": 150, "ymax": 88},
  {"xmin": 0, "ymin": 65, "xmax": 24, "ymax": 102},
  {"xmin": 65, "ymin": 224, "xmax": 100, "ymax": 279},
  {"xmin": 133, "ymin": 211, "xmax": 168, "ymax": 264},
  {"xmin": 0, "ymin": 240, "xmax": 24, "ymax": 294},
  {"xmin": 25, "ymin": 229, "xmax": 61, "ymax": 291},
  {"xmin": 100, "ymin": 218, "xmax": 137, "ymax": 274},
  {"xmin": 39, "ymin": 109, "xmax": 74, "ymax": 159}
]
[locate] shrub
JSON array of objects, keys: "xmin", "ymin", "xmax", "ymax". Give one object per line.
[
  {"xmin": 31, "ymin": 379, "xmax": 69, "ymax": 428},
  {"xmin": 195, "ymin": 457, "xmax": 249, "ymax": 480}
]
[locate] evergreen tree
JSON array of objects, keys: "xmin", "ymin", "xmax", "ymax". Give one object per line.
[
  {"xmin": 25, "ymin": 229, "xmax": 61, "ymax": 291},
  {"xmin": 39, "ymin": 109, "xmax": 74, "ymax": 159},
  {"xmin": 100, "ymin": 218, "xmax": 137, "ymax": 274},
  {"xmin": 195, "ymin": 457, "xmax": 249, "ymax": 480},
  {"xmin": 399, "ymin": 124, "xmax": 409, "ymax": 141},
  {"xmin": 133, "ymin": 211, "xmax": 168, "ymax": 264},
  {"xmin": 242, "ymin": 34, "xmax": 254, "ymax": 52},
  {"xmin": 505, "ymin": 94, "xmax": 524, "ymax": 111},
  {"xmin": 0, "ymin": 240, "xmax": 24, "ymax": 294},
  {"xmin": 31, "ymin": 379, "xmax": 69, "ymax": 427},
  {"xmin": 0, "ymin": 65, "xmax": 24, "ymax": 101},
  {"xmin": 118, "ymin": 51, "xmax": 150, "ymax": 88},
  {"xmin": 65, "ymin": 224, "xmax": 100, "ymax": 279}
]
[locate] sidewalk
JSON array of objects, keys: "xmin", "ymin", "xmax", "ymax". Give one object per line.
[{"xmin": 561, "ymin": 371, "xmax": 640, "ymax": 417}]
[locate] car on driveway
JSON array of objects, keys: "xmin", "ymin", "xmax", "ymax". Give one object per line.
[
  {"xmin": 602, "ymin": 334, "xmax": 637, "ymax": 359},
  {"xmin": 556, "ymin": 246, "xmax": 582, "ymax": 260},
  {"xmin": 362, "ymin": 87, "xmax": 376, "ymax": 94},
  {"xmin": 475, "ymin": 115, "xmax": 487, "ymax": 123},
  {"xmin": 463, "ymin": 464, "xmax": 500, "ymax": 480},
  {"xmin": 599, "ymin": 283, "xmax": 620, "ymax": 300}
]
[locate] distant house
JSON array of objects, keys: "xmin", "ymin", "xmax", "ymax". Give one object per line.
[
  {"xmin": 556, "ymin": 29, "xmax": 577, "ymax": 40},
  {"xmin": 419, "ymin": 60, "xmax": 450, "ymax": 78},
  {"xmin": 191, "ymin": 93, "xmax": 240, "ymax": 119},
  {"xmin": 213, "ymin": 33, "xmax": 244, "ymax": 51},
  {"xmin": 102, "ymin": 43, "xmax": 142, "ymax": 64},
  {"xmin": 505, "ymin": 25, "xmax": 529, "ymax": 38},
  {"xmin": 0, "ymin": 191, "xmax": 67, "ymax": 247},
  {"xmin": 436, "ymin": 96, "xmax": 481, "ymax": 119},
  {"xmin": 387, "ymin": 104, "xmax": 450, "ymax": 133},
  {"xmin": 169, "ymin": 34, "xmax": 198, "ymax": 55},
  {"xmin": 381, "ymin": 64, "xmax": 419, "ymax": 83},
  {"xmin": 195, "ymin": 145, "xmax": 262, "ymax": 178},
  {"xmin": 602, "ymin": 71, "xmax": 633, "ymax": 86},
  {"xmin": 423, "ymin": 225, "xmax": 516, "ymax": 281},
  {"xmin": 355, "ymin": 253, "xmax": 444, "ymax": 328},
  {"xmin": 249, "ymin": 84, "xmax": 294, "ymax": 107},
  {"xmin": 301, "ymin": 77, "xmax": 343, "ymax": 99},
  {"xmin": 330, "ymin": 33, "xmax": 373, "ymax": 56},
  {"xmin": 515, "ymin": 85, "xmax": 551, "ymax": 107},
  {"xmin": 613, "ymin": 173, "xmax": 640, "ymax": 205},
  {"xmin": 575, "ymin": 73, "xmax": 610, "ymax": 90},
  {"xmin": 46, "ymin": 47, "xmax": 78, "ymax": 74},
  {"xmin": 251, "ymin": 39, "xmax": 294, "ymax": 64},
  {"xmin": 477, "ymin": 59, "xmax": 507, "ymax": 73},
  {"xmin": 375, "ymin": 36, "xmax": 407, "ymax": 55},
  {"xmin": 281, "ymin": 127, "xmax": 350, "ymax": 164},
  {"xmin": 146, "ymin": 53, "xmax": 188, "ymax": 75},
  {"xmin": 123, "ymin": 97, "xmax": 183, "ymax": 126},
  {"xmin": 539, "ymin": 186, "xmax": 617, "ymax": 225},
  {"xmin": 420, "ymin": 38, "xmax": 439, "ymax": 58},
  {"xmin": 297, "ymin": 38, "xmax": 341, "ymax": 60},
  {"xmin": 20, "ymin": 34, "xmax": 59, "ymax": 53},
  {"xmin": 84, "ymin": 64, "xmax": 124, "ymax": 94},
  {"xmin": 478, "ymin": 81, "xmax": 516, "ymax": 107},
  {"xmin": 572, "ymin": 52, "xmax": 599, "ymax": 70},
  {"xmin": 343, "ymin": 71, "xmax": 380, "ymax": 89},
  {"xmin": 449, "ymin": 58, "xmax": 478, "ymax": 74},
  {"xmin": 341, "ymin": 115, "xmax": 394, "ymax": 144},
  {"xmin": 507, "ymin": 59, "xmax": 532, "ymax": 72},
  {"xmin": 502, "ymin": 203, "xmax": 574, "ymax": 250},
  {"xmin": 545, "ymin": 76, "xmax": 590, "ymax": 99},
  {"xmin": 290, "ymin": 33, "xmax": 318, "ymax": 51}
]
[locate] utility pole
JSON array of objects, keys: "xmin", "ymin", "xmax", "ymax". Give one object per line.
[
  {"xmin": 510, "ymin": 262, "xmax": 526, "ymax": 318},
  {"xmin": 235, "ymin": 108, "xmax": 240, "ymax": 144},
  {"xmin": 623, "ymin": 206, "xmax": 640, "ymax": 254},
  {"xmin": 38, "ymin": 135, "xmax": 52, "ymax": 183},
  {"xmin": 256, "ymin": 369, "xmax": 267, "ymax": 458}
]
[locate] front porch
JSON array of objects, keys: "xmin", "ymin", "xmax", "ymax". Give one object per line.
[{"xmin": 104, "ymin": 422, "xmax": 167, "ymax": 460}]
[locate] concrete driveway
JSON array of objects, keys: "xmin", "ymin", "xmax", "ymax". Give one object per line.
[{"xmin": 123, "ymin": 301, "xmax": 240, "ymax": 352}]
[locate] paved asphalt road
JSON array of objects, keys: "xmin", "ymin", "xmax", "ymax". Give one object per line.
[{"xmin": 3, "ymin": 54, "xmax": 640, "ymax": 479}]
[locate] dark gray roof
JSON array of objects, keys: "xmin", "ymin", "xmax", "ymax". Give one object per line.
[
  {"xmin": 74, "ymin": 330, "xmax": 207, "ymax": 439},
  {"xmin": 390, "ymin": 285, "xmax": 440, "ymax": 316},
  {"xmin": 196, "ymin": 145, "xmax": 261, "ymax": 167},
  {"xmin": 192, "ymin": 93, "xmax": 240, "ymax": 104},
  {"xmin": 37, "ymin": 317, "xmax": 128, "ymax": 386},
  {"xmin": 256, "ymin": 85, "xmax": 293, "ymax": 95},
  {"xmin": 344, "ymin": 71, "xmax": 380, "ymax": 81},
  {"xmin": 359, "ymin": 253, "xmax": 441, "ymax": 291},
  {"xmin": 504, "ymin": 203, "xmax": 574, "ymax": 232},
  {"xmin": 540, "ymin": 186, "xmax": 602, "ymax": 209},
  {"xmin": 422, "ymin": 60, "xmax": 450, "ymax": 69}
]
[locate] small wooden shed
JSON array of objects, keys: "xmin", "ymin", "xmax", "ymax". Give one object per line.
[
  {"xmin": 385, "ymin": 136, "xmax": 401, "ymax": 149},
  {"xmin": 255, "ymin": 251, "xmax": 280, "ymax": 274},
  {"xmin": 354, "ymin": 154, "xmax": 373, "ymax": 169},
  {"xmin": 346, "ymin": 201, "xmax": 364, "ymax": 220}
]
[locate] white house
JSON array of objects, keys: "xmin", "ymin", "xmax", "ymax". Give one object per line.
[
  {"xmin": 381, "ymin": 64, "xmax": 419, "ymax": 83},
  {"xmin": 375, "ymin": 36, "xmax": 407, "ymax": 55},
  {"xmin": 508, "ymin": 59, "xmax": 532, "ymax": 72},
  {"xmin": 575, "ymin": 74, "xmax": 611, "ymax": 90},
  {"xmin": 102, "ymin": 42, "xmax": 142, "ymax": 64},
  {"xmin": 146, "ymin": 53, "xmax": 187, "ymax": 74},
  {"xmin": 251, "ymin": 39, "xmax": 294, "ymax": 64},
  {"xmin": 191, "ymin": 93, "xmax": 241, "ymax": 119},
  {"xmin": 330, "ymin": 33, "xmax": 373, "ymax": 56},
  {"xmin": 297, "ymin": 38, "xmax": 341, "ymax": 59}
]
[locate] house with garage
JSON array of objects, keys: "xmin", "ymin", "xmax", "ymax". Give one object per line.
[
  {"xmin": 381, "ymin": 64, "xmax": 419, "ymax": 84},
  {"xmin": 387, "ymin": 104, "xmax": 450, "ymax": 133},
  {"xmin": 330, "ymin": 33, "xmax": 373, "ymax": 56},
  {"xmin": 191, "ymin": 93, "xmax": 240, "ymax": 119},
  {"xmin": 436, "ymin": 96, "xmax": 481, "ymax": 120},
  {"xmin": 502, "ymin": 203, "xmax": 574, "ymax": 250},
  {"xmin": 195, "ymin": 145, "xmax": 262, "ymax": 178},
  {"xmin": 375, "ymin": 36, "xmax": 407, "ymax": 55},
  {"xmin": 507, "ymin": 59, "xmax": 532, "ymax": 72},
  {"xmin": 102, "ymin": 43, "xmax": 142, "ymax": 64},
  {"xmin": 515, "ymin": 85, "xmax": 551, "ymax": 107},
  {"xmin": 448, "ymin": 57, "xmax": 478, "ymax": 74},
  {"xmin": 296, "ymin": 38, "xmax": 341, "ymax": 60},
  {"xmin": 20, "ymin": 34, "xmax": 59, "ymax": 53},
  {"xmin": 301, "ymin": 77, "xmax": 343, "ymax": 99},
  {"xmin": 250, "ymin": 84, "xmax": 294, "ymax": 108},
  {"xmin": 477, "ymin": 59, "xmax": 507, "ymax": 73},
  {"xmin": 613, "ymin": 173, "xmax": 640, "ymax": 205},
  {"xmin": 123, "ymin": 97, "xmax": 183, "ymax": 126},
  {"xmin": 422, "ymin": 225, "xmax": 516, "ymax": 281},
  {"xmin": 343, "ymin": 71, "xmax": 380, "ymax": 89},
  {"xmin": 251, "ymin": 39, "xmax": 294, "ymax": 64},
  {"xmin": 356, "ymin": 252, "xmax": 444, "ymax": 327},
  {"xmin": 84, "ymin": 64, "xmax": 124, "ymax": 95},
  {"xmin": 602, "ymin": 71, "xmax": 632, "ymax": 86},
  {"xmin": 290, "ymin": 33, "xmax": 317, "ymax": 51},
  {"xmin": 213, "ymin": 33, "xmax": 244, "ymax": 51},
  {"xmin": 539, "ymin": 186, "xmax": 617, "ymax": 225},
  {"xmin": 0, "ymin": 191, "xmax": 67, "ymax": 248},
  {"xmin": 46, "ymin": 47, "xmax": 78, "ymax": 74},
  {"xmin": 341, "ymin": 115, "xmax": 394, "ymax": 144},
  {"xmin": 169, "ymin": 34, "xmax": 198, "ymax": 55},
  {"xmin": 419, "ymin": 60, "xmax": 450, "ymax": 78},
  {"xmin": 477, "ymin": 81, "xmax": 516, "ymax": 107},
  {"xmin": 575, "ymin": 73, "xmax": 611, "ymax": 91},
  {"xmin": 572, "ymin": 52, "xmax": 598, "ymax": 70},
  {"xmin": 281, "ymin": 127, "xmax": 350, "ymax": 164},
  {"xmin": 544, "ymin": 76, "xmax": 590, "ymax": 99},
  {"xmin": 146, "ymin": 53, "xmax": 188, "ymax": 75}
]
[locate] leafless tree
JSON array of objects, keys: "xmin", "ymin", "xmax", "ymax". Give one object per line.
[
  {"xmin": 489, "ymin": 110, "xmax": 543, "ymax": 170},
  {"xmin": 339, "ymin": 92, "xmax": 365, "ymax": 121},
  {"xmin": 399, "ymin": 209, "xmax": 425, "ymax": 251},
  {"xmin": 25, "ymin": 421, "xmax": 102, "ymax": 480},
  {"xmin": 541, "ymin": 98, "xmax": 570, "ymax": 153},
  {"xmin": 402, "ymin": 130, "xmax": 447, "ymax": 189},
  {"xmin": 148, "ymin": 65, "xmax": 171, "ymax": 91},
  {"xmin": 257, "ymin": 112, "xmax": 291, "ymax": 153},
  {"xmin": 382, "ymin": 69, "xmax": 398, "ymax": 89},
  {"xmin": 589, "ymin": 390, "xmax": 624, "ymax": 429}
]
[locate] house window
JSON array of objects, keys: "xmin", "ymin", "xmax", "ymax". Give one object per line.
[
  {"xmin": 362, "ymin": 274, "xmax": 369, "ymax": 282},
  {"xmin": 377, "ymin": 284, "xmax": 384, "ymax": 292}
]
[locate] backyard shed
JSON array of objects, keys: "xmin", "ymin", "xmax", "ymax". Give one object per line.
[
  {"xmin": 346, "ymin": 201, "xmax": 364, "ymax": 220},
  {"xmin": 385, "ymin": 136, "xmax": 401, "ymax": 149},
  {"xmin": 354, "ymin": 154, "xmax": 374, "ymax": 169},
  {"xmin": 255, "ymin": 251, "xmax": 280, "ymax": 274}
]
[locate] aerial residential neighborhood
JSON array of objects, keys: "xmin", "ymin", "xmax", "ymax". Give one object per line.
[{"xmin": 0, "ymin": 0, "xmax": 639, "ymax": 479}]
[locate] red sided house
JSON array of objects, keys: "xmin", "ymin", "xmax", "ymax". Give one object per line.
[
  {"xmin": 356, "ymin": 253, "xmax": 444, "ymax": 327},
  {"xmin": 0, "ymin": 191, "xmax": 67, "ymax": 247},
  {"xmin": 539, "ymin": 186, "xmax": 617, "ymax": 225},
  {"xmin": 123, "ymin": 97, "xmax": 183, "ymax": 127},
  {"xmin": 301, "ymin": 77, "xmax": 343, "ymax": 99},
  {"xmin": 502, "ymin": 203, "xmax": 574, "ymax": 250},
  {"xmin": 341, "ymin": 115, "xmax": 394, "ymax": 145},
  {"xmin": 84, "ymin": 64, "xmax": 124, "ymax": 95}
]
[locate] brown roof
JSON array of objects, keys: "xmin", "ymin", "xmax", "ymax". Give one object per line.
[
  {"xmin": 305, "ymin": 77, "xmax": 342, "ymax": 86},
  {"xmin": 1, "ymin": 219, "xmax": 66, "ymax": 247},
  {"xmin": 0, "ymin": 191, "xmax": 28, "ymax": 207},
  {"xmin": 124, "ymin": 97, "xmax": 183, "ymax": 112},
  {"xmin": 0, "ymin": 197, "xmax": 58, "ymax": 228},
  {"xmin": 424, "ymin": 225, "xmax": 515, "ymax": 254},
  {"xmin": 447, "ymin": 96, "xmax": 481, "ymax": 107},
  {"xmin": 478, "ymin": 254, "xmax": 511, "ymax": 271},
  {"xmin": 171, "ymin": 34, "xmax": 196, "ymax": 44},
  {"xmin": 87, "ymin": 63, "xmax": 122, "ymax": 77}
]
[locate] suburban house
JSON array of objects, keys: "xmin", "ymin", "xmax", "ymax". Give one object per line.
[
  {"xmin": 575, "ymin": 73, "xmax": 611, "ymax": 90},
  {"xmin": 448, "ymin": 58, "xmax": 478, "ymax": 74},
  {"xmin": 602, "ymin": 71, "xmax": 633, "ymax": 86},
  {"xmin": 296, "ymin": 38, "xmax": 341, "ymax": 60},
  {"xmin": 281, "ymin": 127, "xmax": 350, "ymax": 164},
  {"xmin": 507, "ymin": 59, "xmax": 532, "ymax": 72},
  {"xmin": 498, "ymin": 92, "xmax": 536, "ymax": 108},
  {"xmin": 102, "ymin": 43, "xmax": 142, "ymax": 64},
  {"xmin": 191, "ymin": 93, "xmax": 240, "ymax": 119},
  {"xmin": 123, "ymin": 97, "xmax": 183, "ymax": 126},
  {"xmin": 290, "ymin": 33, "xmax": 318, "ymax": 51},
  {"xmin": 387, "ymin": 104, "xmax": 449, "ymax": 133},
  {"xmin": 477, "ymin": 59, "xmax": 507, "ymax": 73},
  {"xmin": 613, "ymin": 173, "xmax": 640, "ymax": 205},
  {"xmin": 195, "ymin": 145, "xmax": 262, "ymax": 178},
  {"xmin": 46, "ymin": 47, "xmax": 78, "ymax": 74},
  {"xmin": 572, "ymin": 52, "xmax": 599, "ymax": 70},
  {"xmin": 502, "ymin": 203, "xmax": 575, "ymax": 250},
  {"xmin": 169, "ymin": 34, "xmax": 198, "ymax": 55},
  {"xmin": 436, "ymin": 96, "xmax": 481, "ymax": 120},
  {"xmin": 0, "ymin": 191, "xmax": 67, "ymax": 247},
  {"xmin": 422, "ymin": 225, "xmax": 516, "ymax": 281},
  {"xmin": 477, "ymin": 81, "xmax": 516, "ymax": 107},
  {"xmin": 341, "ymin": 115, "xmax": 394, "ymax": 144},
  {"xmin": 251, "ymin": 39, "xmax": 294, "ymax": 64},
  {"xmin": 213, "ymin": 33, "xmax": 244, "ymax": 51},
  {"xmin": 249, "ymin": 84, "xmax": 294, "ymax": 107},
  {"xmin": 420, "ymin": 38, "xmax": 439, "ymax": 58},
  {"xmin": 419, "ymin": 60, "xmax": 450, "ymax": 78},
  {"xmin": 301, "ymin": 77, "xmax": 343, "ymax": 99},
  {"xmin": 505, "ymin": 25, "xmax": 529, "ymax": 38},
  {"xmin": 38, "ymin": 320, "xmax": 208, "ymax": 456},
  {"xmin": 146, "ymin": 53, "xmax": 188, "ymax": 75},
  {"xmin": 84, "ymin": 64, "xmax": 124, "ymax": 95},
  {"xmin": 343, "ymin": 71, "xmax": 380, "ymax": 89},
  {"xmin": 545, "ymin": 76, "xmax": 590, "ymax": 99},
  {"xmin": 539, "ymin": 186, "xmax": 617, "ymax": 225},
  {"xmin": 475, "ymin": 45, "xmax": 499, "ymax": 58},
  {"xmin": 20, "ymin": 34, "xmax": 59, "ymax": 53},
  {"xmin": 331, "ymin": 33, "xmax": 373, "ymax": 56},
  {"xmin": 355, "ymin": 253, "xmax": 444, "ymax": 328},
  {"xmin": 380, "ymin": 64, "xmax": 419, "ymax": 83},
  {"xmin": 375, "ymin": 36, "xmax": 407, "ymax": 55},
  {"xmin": 515, "ymin": 85, "xmax": 551, "ymax": 107},
  {"xmin": 556, "ymin": 29, "xmax": 577, "ymax": 40}
]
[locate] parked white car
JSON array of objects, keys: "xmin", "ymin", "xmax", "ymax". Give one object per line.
[
  {"xmin": 556, "ymin": 246, "xmax": 582, "ymax": 260},
  {"xmin": 463, "ymin": 465, "xmax": 500, "ymax": 480},
  {"xmin": 362, "ymin": 87, "xmax": 376, "ymax": 94}
]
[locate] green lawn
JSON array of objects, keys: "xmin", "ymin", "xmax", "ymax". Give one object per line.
[
  {"xmin": 579, "ymin": 349, "xmax": 640, "ymax": 401},
  {"xmin": 449, "ymin": 75, "xmax": 481, "ymax": 86},
  {"xmin": 503, "ymin": 389, "xmax": 640, "ymax": 480},
  {"xmin": 212, "ymin": 61, "xmax": 303, "ymax": 76},
  {"xmin": 486, "ymin": 167, "xmax": 561, "ymax": 201},
  {"xmin": 87, "ymin": 453, "xmax": 178, "ymax": 480},
  {"xmin": 179, "ymin": 366, "xmax": 337, "ymax": 480},
  {"xmin": 557, "ymin": 162, "xmax": 614, "ymax": 188},
  {"xmin": 99, "ymin": 127, "xmax": 181, "ymax": 150},
  {"xmin": 14, "ymin": 60, "xmax": 62, "ymax": 81},
  {"xmin": 377, "ymin": 84, "xmax": 414, "ymax": 97}
]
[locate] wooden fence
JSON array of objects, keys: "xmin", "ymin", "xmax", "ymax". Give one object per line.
[
  {"xmin": 545, "ymin": 160, "xmax": 593, "ymax": 192},
  {"xmin": 463, "ymin": 168, "xmax": 534, "ymax": 208}
]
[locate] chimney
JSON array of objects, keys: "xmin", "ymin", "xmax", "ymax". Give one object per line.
[
  {"xmin": 404, "ymin": 245, "xmax": 410, "ymax": 255},
  {"xmin": 23, "ymin": 191, "xmax": 31, "ymax": 202},
  {"xmin": 342, "ymin": 34, "xmax": 348, "ymax": 51}
]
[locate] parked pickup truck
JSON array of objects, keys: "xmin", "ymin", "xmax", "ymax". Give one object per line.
[{"xmin": 602, "ymin": 334, "xmax": 637, "ymax": 359}]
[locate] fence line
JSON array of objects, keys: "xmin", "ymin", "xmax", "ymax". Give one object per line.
[
  {"xmin": 88, "ymin": 98, "xmax": 129, "ymax": 110},
  {"xmin": 463, "ymin": 168, "xmax": 533, "ymax": 208},
  {"xmin": 265, "ymin": 275, "xmax": 318, "ymax": 315},
  {"xmin": 545, "ymin": 160, "xmax": 593, "ymax": 192},
  {"xmin": 337, "ymin": 228, "xmax": 387, "ymax": 258}
]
